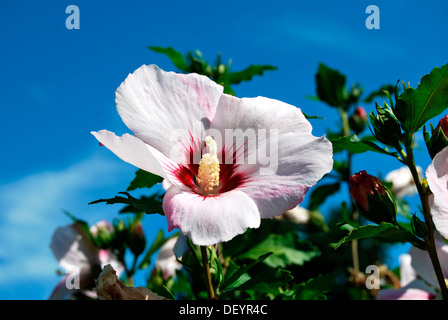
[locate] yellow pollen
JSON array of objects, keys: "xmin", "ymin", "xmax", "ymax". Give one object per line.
[{"xmin": 196, "ymin": 136, "xmax": 220, "ymax": 192}]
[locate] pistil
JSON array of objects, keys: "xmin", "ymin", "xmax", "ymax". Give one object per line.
[{"xmin": 196, "ymin": 136, "xmax": 220, "ymax": 193}]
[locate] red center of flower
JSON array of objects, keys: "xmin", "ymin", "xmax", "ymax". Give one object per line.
[{"xmin": 169, "ymin": 140, "xmax": 251, "ymax": 197}]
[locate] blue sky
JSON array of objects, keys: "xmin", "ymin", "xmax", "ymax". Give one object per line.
[{"xmin": 0, "ymin": 0, "xmax": 447, "ymax": 299}]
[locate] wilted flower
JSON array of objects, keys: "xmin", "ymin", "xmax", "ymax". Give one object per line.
[
  {"xmin": 96, "ymin": 264, "xmax": 166, "ymax": 300},
  {"xmin": 385, "ymin": 166, "xmax": 422, "ymax": 198},
  {"xmin": 426, "ymin": 146, "xmax": 448, "ymax": 239},
  {"xmin": 49, "ymin": 221, "xmax": 123, "ymax": 300},
  {"xmin": 92, "ymin": 65, "xmax": 333, "ymax": 245},
  {"xmin": 349, "ymin": 170, "xmax": 396, "ymax": 224}
]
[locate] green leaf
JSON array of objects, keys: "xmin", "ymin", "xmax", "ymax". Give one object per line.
[
  {"xmin": 237, "ymin": 267, "xmax": 293, "ymax": 297},
  {"xmin": 225, "ymin": 65, "xmax": 277, "ymax": 85},
  {"xmin": 222, "ymin": 219, "xmax": 298, "ymax": 258},
  {"xmin": 363, "ymin": 84, "xmax": 396, "ymax": 103},
  {"xmin": 150, "ymin": 46, "xmax": 276, "ymax": 97},
  {"xmin": 220, "ymin": 261, "xmax": 252, "ymax": 293},
  {"xmin": 223, "ymin": 85, "xmax": 236, "ymax": 96},
  {"xmin": 220, "ymin": 253, "xmax": 272, "ymax": 293},
  {"xmin": 302, "ymin": 112, "xmax": 325, "ymax": 120},
  {"xmin": 148, "ymin": 46, "xmax": 189, "ymax": 71},
  {"xmin": 168, "ymin": 270, "xmax": 195, "ymax": 299},
  {"xmin": 64, "ymin": 210, "xmax": 90, "ymax": 233},
  {"xmin": 293, "ymin": 273, "xmax": 334, "ymax": 300},
  {"xmin": 395, "ymin": 64, "xmax": 448, "ymax": 134},
  {"xmin": 237, "ymin": 233, "xmax": 320, "ymax": 268},
  {"xmin": 332, "ymin": 160, "xmax": 349, "ymax": 178},
  {"xmin": 330, "ymin": 222, "xmax": 425, "ymax": 250},
  {"xmin": 309, "ymin": 182, "xmax": 340, "ymax": 210},
  {"xmin": 127, "ymin": 169, "xmax": 163, "ymax": 191},
  {"xmin": 89, "ymin": 192, "xmax": 164, "ymax": 215},
  {"xmin": 304, "ymin": 95, "xmax": 321, "ymax": 102},
  {"xmin": 63, "ymin": 211, "xmax": 99, "ymax": 247},
  {"xmin": 185, "ymin": 50, "xmax": 212, "ymax": 75},
  {"xmin": 315, "ymin": 63, "xmax": 348, "ymax": 108},
  {"xmin": 331, "ymin": 135, "xmax": 400, "ymax": 159}
]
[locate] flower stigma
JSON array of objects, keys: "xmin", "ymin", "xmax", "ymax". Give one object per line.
[{"xmin": 196, "ymin": 136, "xmax": 220, "ymax": 194}]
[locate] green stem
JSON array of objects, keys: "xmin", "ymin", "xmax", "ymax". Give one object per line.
[
  {"xmin": 394, "ymin": 142, "xmax": 407, "ymax": 163},
  {"xmin": 200, "ymin": 246, "xmax": 215, "ymax": 300},
  {"xmin": 339, "ymin": 107, "xmax": 360, "ymax": 281},
  {"xmin": 404, "ymin": 143, "xmax": 448, "ymax": 300}
]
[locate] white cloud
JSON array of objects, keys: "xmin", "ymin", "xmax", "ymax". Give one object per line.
[{"xmin": 0, "ymin": 152, "xmax": 135, "ymax": 298}]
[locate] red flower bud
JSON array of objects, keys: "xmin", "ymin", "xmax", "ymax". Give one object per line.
[
  {"xmin": 354, "ymin": 106, "xmax": 367, "ymax": 119},
  {"xmin": 129, "ymin": 223, "xmax": 146, "ymax": 256},
  {"xmin": 435, "ymin": 115, "xmax": 448, "ymax": 137},
  {"xmin": 426, "ymin": 115, "xmax": 448, "ymax": 158},
  {"xmin": 349, "ymin": 171, "xmax": 384, "ymax": 211},
  {"xmin": 349, "ymin": 170, "xmax": 396, "ymax": 224},
  {"xmin": 349, "ymin": 107, "xmax": 368, "ymax": 134}
]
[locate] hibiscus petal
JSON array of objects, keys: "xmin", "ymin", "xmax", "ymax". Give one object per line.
[
  {"xmin": 408, "ymin": 245, "xmax": 446, "ymax": 289},
  {"xmin": 154, "ymin": 237, "xmax": 183, "ymax": 280},
  {"xmin": 49, "ymin": 275, "xmax": 75, "ymax": 300},
  {"xmin": 210, "ymin": 95, "xmax": 333, "ymax": 218},
  {"xmin": 377, "ymin": 286, "xmax": 435, "ymax": 300},
  {"xmin": 91, "ymin": 130, "xmax": 185, "ymax": 187},
  {"xmin": 173, "ymin": 234, "xmax": 189, "ymax": 259},
  {"xmin": 398, "ymin": 254, "xmax": 417, "ymax": 287},
  {"xmin": 163, "ymin": 185, "xmax": 261, "ymax": 245},
  {"xmin": 426, "ymin": 146, "xmax": 448, "ymax": 239},
  {"xmin": 98, "ymin": 249, "xmax": 124, "ymax": 277},
  {"xmin": 115, "ymin": 64, "xmax": 223, "ymax": 161},
  {"xmin": 385, "ymin": 166, "xmax": 421, "ymax": 198},
  {"xmin": 434, "ymin": 235, "xmax": 448, "ymax": 276},
  {"xmin": 50, "ymin": 223, "xmax": 99, "ymax": 271}
]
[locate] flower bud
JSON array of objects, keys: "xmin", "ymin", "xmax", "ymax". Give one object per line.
[
  {"xmin": 129, "ymin": 222, "xmax": 146, "ymax": 256},
  {"xmin": 349, "ymin": 170, "xmax": 397, "ymax": 224},
  {"xmin": 425, "ymin": 115, "xmax": 448, "ymax": 159},
  {"xmin": 217, "ymin": 64, "xmax": 226, "ymax": 75},
  {"xmin": 90, "ymin": 220, "xmax": 114, "ymax": 249},
  {"xmin": 349, "ymin": 106, "xmax": 368, "ymax": 134},
  {"xmin": 435, "ymin": 115, "xmax": 448, "ymax": 134},
  {"xmin": 347, "ymin": 84, "xmax": 363, "ymax": 107},
  {"xmin": 369, "ymin": 102, "xmax": 402, "ymax": 147}
]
